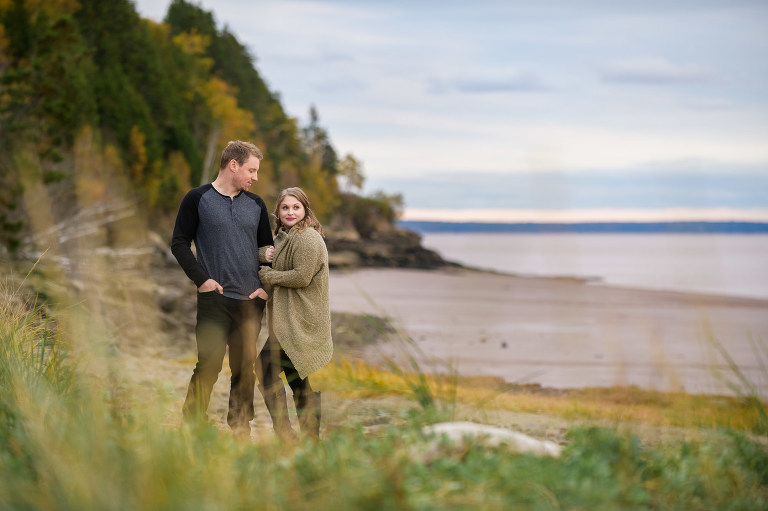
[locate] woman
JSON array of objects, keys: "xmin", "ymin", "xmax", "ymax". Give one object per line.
[{"xmin": 257, "ymin": 187, "xmax": 333, "ymax": 440}]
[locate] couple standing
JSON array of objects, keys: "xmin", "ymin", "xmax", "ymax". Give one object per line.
[{"xmin": 170, "ymin": 140, "xmax": 333, "ymax": 440}]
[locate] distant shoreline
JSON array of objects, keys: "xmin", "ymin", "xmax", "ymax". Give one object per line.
[{"xmin": 400, "ymin": 220, "xmax": 768, "ymax": 234}]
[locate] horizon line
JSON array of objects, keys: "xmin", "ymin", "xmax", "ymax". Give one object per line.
[{"xmin": 401, "ymin": 208, "xmax": 768, "ymax": 224}]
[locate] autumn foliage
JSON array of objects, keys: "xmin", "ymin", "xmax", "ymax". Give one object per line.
[{"xmin": 0, "ymin": 0, "xmax": 376, "ymax": 252}]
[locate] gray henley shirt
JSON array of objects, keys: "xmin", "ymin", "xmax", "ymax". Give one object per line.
[{"xmin": 171, "ymin": 184, "xmax": 274, "ymax": 300}]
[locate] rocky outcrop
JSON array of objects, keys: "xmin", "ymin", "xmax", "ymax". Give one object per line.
[{"xmin": 324, "ymin": 227, "xmax": 447, "ymax": 270}]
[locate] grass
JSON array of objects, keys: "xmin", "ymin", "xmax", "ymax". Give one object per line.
[
  {"xmin": 707, "ymin": 329, "xmax": 768, "ymax": 435},
  {"xmin": 2, "ymin": 281, "xmax": 767, "ymax": 510},
  {"xmin": 315, "ymin": 358, "xmax": 768, "ymax": 435}
]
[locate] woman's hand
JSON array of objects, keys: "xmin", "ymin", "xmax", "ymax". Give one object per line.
[{"xmin": 265, "ymin": 246, "xmax": 275, "ymax": 263}]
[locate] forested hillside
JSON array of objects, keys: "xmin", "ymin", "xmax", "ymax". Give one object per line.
[{"xmin": 0, "ymin": 0, "xmax": 404, "ymax": 258}]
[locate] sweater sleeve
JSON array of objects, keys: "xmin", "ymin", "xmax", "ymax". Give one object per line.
[
  {"xmin": 258, "ymin": 245, "xmax": 272, "ymax": 264},
  {"xmin": 258, "ymin": 246, "xmax": 274, "ymax": 295},
  {"xmin": 170, "ymin": 188, "xmax": 210, "ymax": 288},
  {"xmin": 256, "ymin": 195, "xmax": 274, "ymax": 250},
  {"xmin": 255, "ymin": 195, "xmax": 274, "ymax": 268},
  {"xmin": 259, "ymin": 231, "xmax": 325, "ymax": 289}
]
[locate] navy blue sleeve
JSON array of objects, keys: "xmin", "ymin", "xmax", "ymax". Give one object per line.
[
  {"xmin": 255, "ymin": 194, "xmax": 274, "ymax": 249},
  {"xmin": 171, "ymin": 186, "xmax": 210, "ymax": 287}
]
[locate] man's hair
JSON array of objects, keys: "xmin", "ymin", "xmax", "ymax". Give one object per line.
[
  {"xmin": 273, "ymin": 187, "xmax": 324, "ymax": 236},
  {"xmin": 219, "ymin": 140, "xmax": 263, "ymax": 170}
]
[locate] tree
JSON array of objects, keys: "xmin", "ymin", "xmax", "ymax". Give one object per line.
[
  {"xmin": 338, "ymin": 153, "xmax": 365, "ymax": 193},
  {"xmin": 301, "ymin": 105, "xmax": 338, "ymax": 175},
  {"xmin": 0, "ymin": 0, "xmax": 376, "ymax": 248}
]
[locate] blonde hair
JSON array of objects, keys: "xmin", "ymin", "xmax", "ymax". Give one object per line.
[
  {"xmin": 219, "ymin": 140, "xmax": 263, "ymax": 170},
  {"xmin": 273, "ymin": 187, "xmax": 324, "ymax": 236}
]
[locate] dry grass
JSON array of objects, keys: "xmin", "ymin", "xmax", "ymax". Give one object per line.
[{"xmin": 315, "ymin": 357, "xmax": 768, "ymax": 434}]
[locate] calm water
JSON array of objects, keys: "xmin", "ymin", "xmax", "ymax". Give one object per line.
[{"xmin": 421, "ymin": 233, "xmax": 768, "ymax": 299}]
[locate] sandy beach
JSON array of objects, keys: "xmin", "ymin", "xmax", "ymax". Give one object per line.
[{"xmin": 329, "ymin": 267, "xmax": 768, "ymax": 397}]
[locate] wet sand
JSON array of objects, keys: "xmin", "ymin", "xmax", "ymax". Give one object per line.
[{"xmin": 329, "ymin": 267, "xmax": 768, "ymax": 397}]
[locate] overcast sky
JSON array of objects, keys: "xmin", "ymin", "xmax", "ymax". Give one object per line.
[{"xmin": 134, "ymin": 0, "xmax": 768, "ymax": 220}]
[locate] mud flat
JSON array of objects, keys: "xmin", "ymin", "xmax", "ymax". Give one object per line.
[{"xmin": 329, "ymin": 267, "xmax": 768, "ymax": 397}]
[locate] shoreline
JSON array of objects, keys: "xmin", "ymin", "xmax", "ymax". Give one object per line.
[
  {"xmin": 459, "ymin": 263, "xmax": 768, "ymax": 304},
  {"xmin": 407, "ymin": 261, "xmax": 768, "ymax": 306},
  {"xmin": 329, "ymin": 267, "xmax": 768, "ymax": 398}
]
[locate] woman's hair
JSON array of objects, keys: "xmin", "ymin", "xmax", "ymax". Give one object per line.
[{"xmin": 273, "ymin": 187, "xmax": 324, "ymax": 236}]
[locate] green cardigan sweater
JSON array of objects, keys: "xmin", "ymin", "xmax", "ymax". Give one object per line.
[{"xmin": 259, "ymin": 226, "xmax": 333, "ymax": 379}]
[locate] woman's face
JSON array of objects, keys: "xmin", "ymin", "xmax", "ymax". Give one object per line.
[{"xmin": 279, "ymin": 194, "xmax": 306, "ymax": 229}]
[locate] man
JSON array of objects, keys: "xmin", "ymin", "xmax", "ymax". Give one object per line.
[{"xmin": 171, "ymin": 140, "xmax": 273, "ymax": 437}]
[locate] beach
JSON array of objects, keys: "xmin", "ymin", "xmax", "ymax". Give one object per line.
[{"xmin": 329, "ymin": 267, "xmax": 768, "ymax": 397}]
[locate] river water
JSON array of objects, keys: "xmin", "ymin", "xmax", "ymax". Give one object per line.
[{"xmin": 421, "ymin": 233, "xmax": 768, "ymax": 299}]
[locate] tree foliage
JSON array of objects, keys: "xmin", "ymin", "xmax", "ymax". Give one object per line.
[{"xmin": 0, "ymin": 0, "xmax": 400, "ymax": 253}]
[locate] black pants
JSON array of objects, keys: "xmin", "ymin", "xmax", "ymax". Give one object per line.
[
  {"xmin": 257, "ymin": 336, "xmax": 313, "ymax": 399},
  {"xmin": 182, "ymin": 292, "xmax": 265, "ymax": 431}
]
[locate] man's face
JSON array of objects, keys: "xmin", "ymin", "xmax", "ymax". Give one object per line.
[{"xmin": 232, "ymin": 155, "xmax": 260, "ymax": 192}]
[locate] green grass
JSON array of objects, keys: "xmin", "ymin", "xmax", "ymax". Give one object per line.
[{"xmin": 1, "ymin": 283, "xmax": 767, "ymax": 510}]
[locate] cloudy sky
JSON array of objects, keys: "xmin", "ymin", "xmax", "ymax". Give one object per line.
[{"xmin": 134, "ymin": 0, "xmax": 768, "ymax": 221}]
